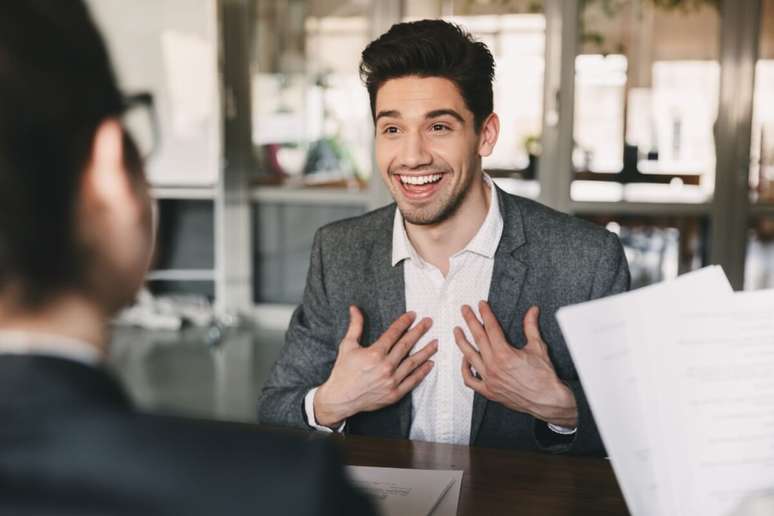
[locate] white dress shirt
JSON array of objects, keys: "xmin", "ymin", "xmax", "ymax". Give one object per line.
[
  {"xmin": 305, "ymin": 175, "xmax": 574, "ymax": 442},
  {"xmin": 398, "ymin": 175, "xmax": 502, "ymax": 445}
]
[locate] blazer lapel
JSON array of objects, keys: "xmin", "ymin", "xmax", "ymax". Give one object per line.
[
  {"xmin": 470, "ymin": 187, "xmax": 529, "ymax": 444},
  {"xmin": 371, "ymin": 206, "xmax": 412, "ymax": 437}
]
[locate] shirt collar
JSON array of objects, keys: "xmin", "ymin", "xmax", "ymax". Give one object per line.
[
  {"xmin": 392, "ymin": 207, "xmax": 421, "ymax": 267},
  {"xmin": 0, "ymin": 330, "xmax": 102, "ymax": 366},
  {"xmin": 463, "ymin": 174, "xmax": 503, "ymax": 259},
  {"xmin": 391, "ymin": 173, "xmax": 504, "ymax": 267}
]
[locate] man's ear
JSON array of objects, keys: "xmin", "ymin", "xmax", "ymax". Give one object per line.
[
  {"xmin": 81, "ymin": 119, "xmax": 134, "ymax": 216},
  {"xmin": 478, "ymin": 112, "xmax": 500, "ymax": 158},
  {"xmin": 79, "ymin": 119, "xmax": 154, "ymax": 309}
]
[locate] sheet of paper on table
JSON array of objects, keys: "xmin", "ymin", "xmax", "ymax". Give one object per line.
[
  {"xmin": 557, "ymin": 266, "xmax": 774, "ymax": 516},
  {"xmin": 346, "ymin": 466, "xmax": 462, "ymax": 516}
]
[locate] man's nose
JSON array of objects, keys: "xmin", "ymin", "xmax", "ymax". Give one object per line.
[{"xmin": 399, "ymin": 131, "xmax": 432, "ymax": 169}]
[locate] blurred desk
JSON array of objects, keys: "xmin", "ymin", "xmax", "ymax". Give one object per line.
[
  {"xmin": 109, "ymin": 324, "xmax": 287, "ymax": 421},
  {"xmin": 336, "ymin": 433, "xmax": 629, "ymax": 516},
  {"xmin": 108, "ymin": 325, "xmax": 629, "ymax": 515}
]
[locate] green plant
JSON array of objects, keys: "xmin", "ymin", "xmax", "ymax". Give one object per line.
[{"xmin": 523, "ymin": 134, "xmax": 542, "ymax": 156}]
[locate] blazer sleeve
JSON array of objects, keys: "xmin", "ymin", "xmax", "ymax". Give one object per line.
[
  {"xmin": 257, "ymin": 229, "xmax": 339, "ymax": 430},
  {"xmin": 536, "ymin": 230, "xmax": 630, "ymax": 456}
]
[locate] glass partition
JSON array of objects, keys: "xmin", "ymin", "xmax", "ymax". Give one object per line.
[
  {"xmin": 745, "ymin": 216, "xmax": 774, "ymax": 290},
  {"xmin": 750, "ymin": 0, "xmax": 774, "ymax": 203},
  {"xmin": 572, "ymin": 0, "xmax": 720, "ymax": 204},
  {"xmin": 251, "ymin": 0, "xmax": 374, "ymax": 188},
  {"xmin": 579, "ymin": 214, "xmax": 706, "ymax": 288}
]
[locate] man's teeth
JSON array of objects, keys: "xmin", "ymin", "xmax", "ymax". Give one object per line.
[{"xmin": 399, "ymin": 174, "xmax": 442, "ymax": 185}]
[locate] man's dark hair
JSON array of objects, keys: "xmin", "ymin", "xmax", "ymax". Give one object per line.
[
  {"xmin": 0, "ymin": 1, "xmax": 137, "ymax": 308},
  {"xmin": 359, "ymin": 19, "xmax": 495, "ymax": 131}
]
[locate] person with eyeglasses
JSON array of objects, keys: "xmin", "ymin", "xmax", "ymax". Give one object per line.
[{"xmin": 0, "ymin": 2, "xmax": 374, "ymax": 515}]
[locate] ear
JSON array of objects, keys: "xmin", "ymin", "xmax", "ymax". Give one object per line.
[
  {"xmin": 79, "ymin": 119, "xmax": 154, "ymax": 310},
  {"xmin": 81, "ymin": 119, "xmax": 135, "ymax": 217},
  {"xmin": 477, "ymin": 112, "xmax": 500, "ymax": 158}
]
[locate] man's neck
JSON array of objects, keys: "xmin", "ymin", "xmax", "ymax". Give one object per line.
[
  {"xmin": 0, "ymin": 293, "xmax": 108, "ymax": 355},
  {"xmin": 405, "ymin": 176, "xmax": 490, "ymax": 276}
]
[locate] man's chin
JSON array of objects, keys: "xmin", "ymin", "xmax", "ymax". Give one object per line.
[
  {"xmin": 398, "ymin": 188, "xmax": 469, "ymax": 227},
  {"xmin": 398, "ymin": 203, "xmax": 446, "ymax": 226}
]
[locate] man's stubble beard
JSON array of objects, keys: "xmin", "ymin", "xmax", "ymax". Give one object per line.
[{"xmin": 395, "ymin": 169, "xmax": 476, "ymax": 226}]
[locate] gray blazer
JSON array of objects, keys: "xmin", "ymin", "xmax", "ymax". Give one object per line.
[{"xmin": 258, "ymin": 186, "xmax": 629, "ymax": 457}]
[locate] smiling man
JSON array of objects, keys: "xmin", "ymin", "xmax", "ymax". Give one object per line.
[{"xmin": 258, "ymin": 20, "xmax": 629, "ymax": 456}]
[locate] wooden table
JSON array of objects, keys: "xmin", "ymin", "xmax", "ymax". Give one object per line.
[{"xmin": 335, "ymin": 434, "xmax": 629, "ymax": 516}]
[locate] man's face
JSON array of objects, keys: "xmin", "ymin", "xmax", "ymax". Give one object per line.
[{"xmin": 374, "ymin": 76, "xmax": 490, "ymax": 226}]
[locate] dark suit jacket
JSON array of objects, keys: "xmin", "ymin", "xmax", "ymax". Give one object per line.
[
  {"xmin": 0, "ymin": 354, "xmax": 374, "ymax": 516},
  {"xmin": 257, "ymin": 187, "xmax": 630, "ymax": 457}
]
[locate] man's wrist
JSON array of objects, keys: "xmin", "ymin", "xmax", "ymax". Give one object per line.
[
  {"xmin": 313, "ymin": 383, "xmax": 349, "ymax": 429},
  {"xmin": 305, "ymin": 387, "xmax": 346, "ymax": 432},
  {"xmin": 541, "ymin": 380, "xmax": 578, "ymax": 428}
]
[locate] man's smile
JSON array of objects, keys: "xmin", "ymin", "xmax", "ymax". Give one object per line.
[
  {"xmin": 398, "ymin": 173, "xmax": 443, "ymax": 185},
  {"xmin": 393, "ymin": 172, "xmax": 449, "ymax": 201}
]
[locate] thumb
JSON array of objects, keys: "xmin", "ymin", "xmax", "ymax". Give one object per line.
[
  {"xmin": 523, "ymin": 306, "xmax": 543, "ymax": 346},
  {"xmin": 340, "ymin": 305, "xmax": 364, "ymax": 351}
]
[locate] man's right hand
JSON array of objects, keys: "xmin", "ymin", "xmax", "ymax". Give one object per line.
[{"xmin": 313, "ymin": 305, "xmax": 437, "ymax": 429}]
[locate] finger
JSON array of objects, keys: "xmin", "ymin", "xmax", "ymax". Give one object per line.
[
  {"xmin": 453, "ymin": 326, "xmax": 487, "ymax": 376},
  {"xmin": 523, "ymin": 306, "xmax": 550, "ymax": 356},
  {"xmin": 394, "ymin": 360, "xmax": 434, "ymax": 399},
  {"xmin": 478, "ymin": 300, "xmax": 508, "ymax": 350},
  {"xmin": 460, "ymin": 304, "xmax": 493, "ymax": 361},
  {"xmin": 386, "ymin": 317, "xmax": 433, "ymax": 366},
  {"xmin": 523, "ymin": 305, "xmax": 544, "ymax": 344},
  {"xmin": 340, "ymin": 305, "xmax": 364, "ymax": 351},
  {"xmin": 461, "ymin": 358, "xmax": 489, "ymax": 397},
  {"xmin": 394, "ymin": 339, "xmax": 438, "ymax": 382},
  {"xmin": 374, "ymin": 311, "xmax": 417, "ymax": 353}
]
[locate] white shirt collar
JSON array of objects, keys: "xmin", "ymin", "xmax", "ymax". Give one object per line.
[
  {"xmin": 391, "ymin": 173, "xmax": 503, "ymax": 267},
  {"xmin": 0, "ymin": 330, "xmax": 102, "ymax": 366}
]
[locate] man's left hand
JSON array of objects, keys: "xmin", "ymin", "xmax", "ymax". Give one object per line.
[{"xmin": 454, "ymin": 301, "xmax": 578, "ymax": 428}]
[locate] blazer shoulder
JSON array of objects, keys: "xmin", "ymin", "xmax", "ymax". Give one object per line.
[
  {"xmin": 505, "ymin": 193, "xmax": 616, "ymax": 252},
  {"xmin": 94, "ymin": 411, "xmax": 345, "ymax": 481},
  {"xmin": 315, "ymin": 203, "xmax": 395, "ymax": 256},
  {"xmin": 317, "ymin": 203, "xmax": 394, "ymax": 238},
  {"xmin": 53, "ymin": 411, "xmax": 371, "ymax": 515}
]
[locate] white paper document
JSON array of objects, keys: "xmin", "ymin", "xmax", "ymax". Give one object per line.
[
  {"xmin": 430, "ymin": 470, "xmax": 463, "ymax": 516},
  {"xmin": 557, "ymin": 266, "xmax": 732, "ymax": 516},
  {"xmin": 347, "ymin": 466, "xmax": 462, "ymax": 516},
  {"xmin": 669, "ymin": 290, "xmax": 774, "ymax": 516},
  {"xmin": 556, "ymin": 266, "xmax": 774, "ymax": 516}
]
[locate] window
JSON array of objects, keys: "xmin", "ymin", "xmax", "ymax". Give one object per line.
[
  {"xmin": 573, "ymin": 0, "xmax": 720, "ymax": 203},
  {"xmin": 251, "ymin": 0, "xmax": 374, "ymax": 187},
  {"xmin": 750, "ymin": 0, "xmax": 774, "ymax": 202}
]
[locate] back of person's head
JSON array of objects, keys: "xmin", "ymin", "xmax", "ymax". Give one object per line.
[
  {"xmin": 359, "ymin": 19, "xmax": 495, "ymax": 131},
  {"xmin": 0, "ymin": 1, "xmax": 148, "ymax": 312}
]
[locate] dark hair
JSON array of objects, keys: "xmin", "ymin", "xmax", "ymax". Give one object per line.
[
  {"xmin": 0, "ymin": 1, "xmax": 132, "ymax": 308},
  {"xmin": 359, "ymin": 19, "xmax": 495, "ymax": 130}
]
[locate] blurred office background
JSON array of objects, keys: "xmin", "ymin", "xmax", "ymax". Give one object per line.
[{"xmin": 86, "ymin": 0, "xmax": 774, "ymax": 421}]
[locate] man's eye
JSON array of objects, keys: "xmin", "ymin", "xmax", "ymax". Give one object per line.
[
  {"xmin": 431, "ymin": 123, "xmax": 450, "ymax": 132},
  {"xmin": 383, "ymin": 126, "xmax": 399, "ymax": 134}
]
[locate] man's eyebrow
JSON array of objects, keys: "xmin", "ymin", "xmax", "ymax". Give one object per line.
[
  {"xmin": 426, "ymin": 109, "xmax": 465, "ymax": 124},
  {"xmin": 375, "ymin": 110, "xmax": 401, "ymax": 122}
]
